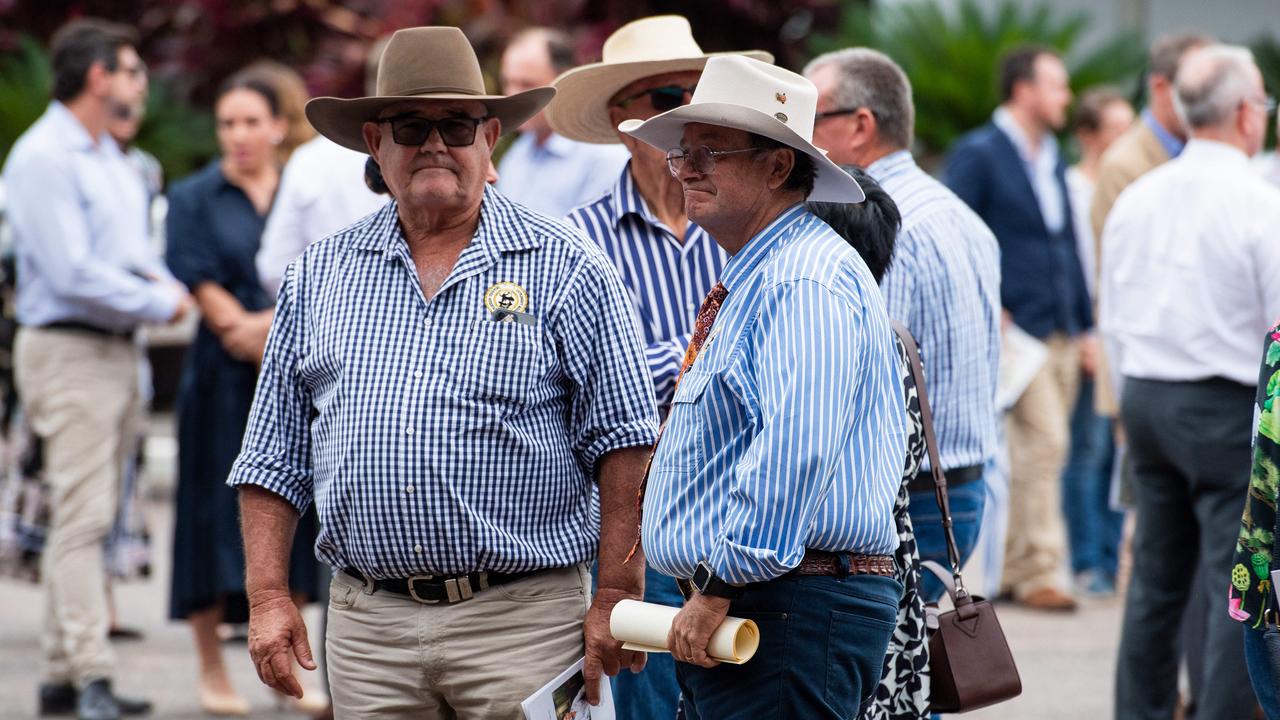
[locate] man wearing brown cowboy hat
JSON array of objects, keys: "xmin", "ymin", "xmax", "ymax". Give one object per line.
[
  {"xmin": 548, "ymin": 15, "xmax": 771, "ymax": 719},
  {"xmin": 227, "ymin": 26, "xmax": 659, "ymax": 719},
  {"xmin": 621, "ymin": 55, "xmax": 906, "ymax": 718}
]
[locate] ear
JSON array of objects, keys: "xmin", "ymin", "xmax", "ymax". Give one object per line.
[
  {"xmin": 482, "ymin": 117, "xmax": 501, "ymax": 153},
  {"xmin": 765, "ymin": 148, "xmax": 796, "ymax": 191},
  {"xmin": 851, "ymin": 107, "xmax": 878, "ymax": 147},
  {"xmin": 362, "ymin": 120, "xmax": 382, "ymax": 157},
  {"xmin": 84, "ymin": 59, "xmax": 111, "ymax": 97}
]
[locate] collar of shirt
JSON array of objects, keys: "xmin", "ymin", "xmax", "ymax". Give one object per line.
[
  {"xmin": 47, "ymin": 101, "xmax": 104, "ymax": 152},
  {"xmin": 352, "ymin": 184, "xmax": 545, "ymax": 260},
  {"xmin": 865, "ymin": 149, "xmax": 916, "ymax": 184},
  {"xmin": 607, "ymin": 161, "xmax": 687, "ymax": 240},
  {"xmin": 512, "ymin": 130, "xmax": 576, "ymax": 160},
  {"xmin": 1142, "ymin": 108, "xmax": 1185, "ymax": 158},
  {"xmin": 1178, "ymin": 137, "xmax": 1250, "ymax": 170},
  {"xmin": 992, "ymin": 106, "xmax": 1059, "ymax": 167},
  {"xmin": 719, "ymin": 203, "xmax": 807, "ymax": 292}
]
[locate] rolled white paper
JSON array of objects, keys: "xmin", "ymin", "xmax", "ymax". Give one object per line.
[{"xmin": 609, "ymin": 599, "xmax": 760, "ymax": 664}]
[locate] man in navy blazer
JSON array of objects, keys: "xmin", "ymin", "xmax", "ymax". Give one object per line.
[{"xmin": 944, "ymin": 45, "xmax": 1090, "ymax": 612}]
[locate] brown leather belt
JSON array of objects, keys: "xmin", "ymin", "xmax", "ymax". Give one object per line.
[
  {"xmin": 785, "ymin": 550, "xmax": 896, "ymax": 578},
  {"xmin": 677, "ymin": 550, "xmax": 896, "ymax": 600}
]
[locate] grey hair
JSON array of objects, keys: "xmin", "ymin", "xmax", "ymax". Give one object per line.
[
  {"xmin": 1173, "ymin": 44, "xmax": 1258, "ymax": 130},
  {"xmin": 803, "ymin": 48, "xmax": 915, "ymax": 150}
]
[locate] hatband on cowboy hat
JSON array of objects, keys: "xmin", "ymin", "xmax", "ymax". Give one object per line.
[
  {"xmin": 306, "ymin": 26, "xmax": 555, "ymax": 153},
  {"xmin": 547, "ymin": 15, "xmax": 772, "ymax": 144},
  {"xmin": 619, "ymin": 55, "xmax": 865, "ymax": 204}
]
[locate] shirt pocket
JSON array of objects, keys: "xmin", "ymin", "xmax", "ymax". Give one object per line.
[
  {"xmin": 452, "ymin": 318, "xmax": 545, "ymax": 408},
  {"xmin": 656, "ymin": 369, "xmax": 713, "ymax": 471}
]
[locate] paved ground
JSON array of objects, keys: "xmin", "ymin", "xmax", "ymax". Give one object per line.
[{"xmin": 0, "ymin": 420, "xmax": 1124, "ymax": 719}]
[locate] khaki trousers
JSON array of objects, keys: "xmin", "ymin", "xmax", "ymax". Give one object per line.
[
  {"xmin": 14, "ymin": 327, "xmax": 144, "ymax": 685},
  {"xmin": 1001, "ymin": 332, "xmax": 1079, "ymax": 597},
  {"xmin": 327, "ymin": 565, "xmax": 591, "ymax": 719}
]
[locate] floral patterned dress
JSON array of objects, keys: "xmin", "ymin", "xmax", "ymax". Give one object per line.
[{"xmin": 1230, "ymin": 321, "xmax": 1280, "ymax": 628}]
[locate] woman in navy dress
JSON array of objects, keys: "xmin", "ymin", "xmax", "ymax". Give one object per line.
[{"xmin": 166, "ymin": 72, "xmax": 319, "ymax": 716}]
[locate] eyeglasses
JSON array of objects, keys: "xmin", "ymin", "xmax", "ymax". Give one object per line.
[
  {"xmin": 1249, "ymin": 95, "xmax": 1278, "ymax": 115},
  {"xmin": 613, "ymin": 85, "xmax": 697, "ymax": 112},
  {"xmin": 114, "ymin": 60, "xmax": 147, "ymax": 80},
  {"xmin": 814, "ymin": 107, "xmax": 861, "ymax": 123},
  {"xmin": 376, "ymin": 113, "xmax": 489, "ymax": 147},
  {"xmin": 665, "ymin": 145, "xmax": 759, "ymax": 177}
]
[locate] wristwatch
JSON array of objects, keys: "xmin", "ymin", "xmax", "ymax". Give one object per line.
[{"xmin": 692, "ymin": 561, "xmax": 743, "ymax": 599}]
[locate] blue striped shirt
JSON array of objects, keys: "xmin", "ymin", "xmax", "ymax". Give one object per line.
[
  {"xmin": 566, "ymin": 164, "xmax": 727, "ymax": 410},
  {"xmin": 642, "ymin": 206, "xmax": 906, "ymax": 584},
  {"xmin": 870, "ymin": 151, "xmax": 1001, "ymax": 471},
  {"xmin": 228, "ymin": 186, "xmax": 660, "ymax": 578}
]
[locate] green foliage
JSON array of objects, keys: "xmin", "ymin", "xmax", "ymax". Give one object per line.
[
  {"xmin": 0, "ymin": 36, "xmax": 51, "ymax": 163},
  {"xmin": 810, "ymin": 0, "xmax": 1146, "ymax": 158},
  {"xmin": 1251, "ymin": 35, "xmax": 1280, "ymax": 149}
]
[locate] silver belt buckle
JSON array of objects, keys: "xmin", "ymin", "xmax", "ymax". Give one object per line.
[{"xmin": 406, "ymin": 574, "xmax": 439, "ymax": 605}]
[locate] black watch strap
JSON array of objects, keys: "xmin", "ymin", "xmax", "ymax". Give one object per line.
[{"xmin": 693, "ymin": 561, "xmax": 743, "ymax": 599}]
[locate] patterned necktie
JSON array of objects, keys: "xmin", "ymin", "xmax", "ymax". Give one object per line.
[{"xmin": 626, "ymin": 282, "xmax": 728, "ymax": 562}]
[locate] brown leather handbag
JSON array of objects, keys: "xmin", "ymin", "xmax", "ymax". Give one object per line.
[{"xmin": 891, "ymin": 322, "xmax": 1022, "ymax": 713}]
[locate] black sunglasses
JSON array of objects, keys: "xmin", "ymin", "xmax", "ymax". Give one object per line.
[
  {"xmin": 376, "ymin": 113, "xmax": 490, "ymax": 147},
  {"xmin": 613, "ymin": 85, "xmax": 697, "ymax": 112},
  {"xmin": 813, "ymin": 107, "xmax": 862, "ymax": 123}
]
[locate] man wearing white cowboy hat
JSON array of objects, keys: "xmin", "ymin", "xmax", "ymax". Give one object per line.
[
  {"xmin": 228, "ymin": 26, "xmax": 659, "ymax": 719},
  {"xmin": 622, "ymin": 54, "xmax": 906, "ymax": 718},
  {"xmin": 549, "ymin": 15, "xmax": 770, "ymax": 718}
]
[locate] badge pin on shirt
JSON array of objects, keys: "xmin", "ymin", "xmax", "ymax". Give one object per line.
[{"xmin": 484, "ymin": 282, "xmax": 535, "ymax": 325}]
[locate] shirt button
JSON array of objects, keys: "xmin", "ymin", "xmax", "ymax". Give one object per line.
[
  {"xmin": 405, "ymin": 485, "xmax": 414, "ymax": 494},
  {"xmin": 414, "ymin": 544, "xmax": 423, "ymax": 554},
  {"xmin": 414, "ymin": 370, "xmax": 423, "ymax": 379},
  {"xmin": 423, "ymin": 317, "xmax": 433, "ymax": 329},
  {"xmin": 405, "ymin": 426, "xmax": 415, "ymax": 435}
]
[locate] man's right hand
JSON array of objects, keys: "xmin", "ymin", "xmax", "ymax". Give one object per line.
[{"xmin": 247, "ymin": 590, "xmax": 316, "ymax": 699}]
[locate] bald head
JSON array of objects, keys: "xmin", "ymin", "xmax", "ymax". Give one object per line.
[
  {"xmin": 501, "ymin": 28, "xmax": 574, "ymax": 136},
  {"xmin": 1175, "ymin": 44, "xmax": 1268, "ymax": 154}
]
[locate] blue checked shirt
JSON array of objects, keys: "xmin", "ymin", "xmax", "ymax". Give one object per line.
[
  {"xmin": 566, "ymin": 164, "xmax": 727, "ymax": 411},
  {"xmin": 642, "ymin": 206, "xmax": 906, "ymax": 585},
  {"xmin": 228, "ymin": 186, "xmax": 660, "ymax": 579},
  {"xmin": 870, "ymin": 151, "xmax": 1002, "ymax": 471}
]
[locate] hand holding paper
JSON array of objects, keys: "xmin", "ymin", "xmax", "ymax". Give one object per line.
[{"xmin": 608, "ymin": 599, "xmax": 760, "ymax": 664}]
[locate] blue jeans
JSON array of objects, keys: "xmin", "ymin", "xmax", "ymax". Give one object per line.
[
  {"xmin": 1246, "ymin": 624, "xmax": 1280, "ymax": 719},
  {"xmin": 612, "ymin": 565, "xmax": 684, "ymax": 719},
  {"xmin": 909, "ymin": 477, "xmax": 986, "ymax": 603},
  {"xmin": 1061, "ymin": 379, "xmax": 1123, "ymax": 576},
  {"xmin": 676, "ymin": 574, "xmax": 902, "ymax": 720}
]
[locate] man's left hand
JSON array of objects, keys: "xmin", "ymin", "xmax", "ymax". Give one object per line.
[
  {"xmin": 668, "ymin": 592, "xmax": 731, "ymax": 669},
  {"xmin": 583, "ymin": 587, "xmax": 646, "ymax": 705}
]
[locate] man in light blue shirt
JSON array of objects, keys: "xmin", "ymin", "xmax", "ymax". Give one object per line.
[
  {"xmin": 622, "ymin": 55, "xmax": 904, "ymax": 718},
  {"xmin": 497, "ymin": 28, "xmax": 628, "ymax": 217},
  {"xmin": 2, "ymin": 18, "xmax": 189, "ymax": 720}
]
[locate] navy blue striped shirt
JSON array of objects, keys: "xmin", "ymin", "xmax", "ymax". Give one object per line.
[
  {"xmin": 643, "ymin": 206, "xmax": 906, "ymax": 584},
  {"xmin": 228, "ymin": 186, "xmax": 660, "ymax": 578},
  {"xmin": 870, "ymin": 151, "xmax": 1001, "ymax": 471},
  {"xmin": 566, "ymin": 164, "xmax": 726, "ymax": 410}
]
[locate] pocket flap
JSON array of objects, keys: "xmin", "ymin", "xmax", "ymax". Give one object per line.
[{"xmin": 672, "ymin": 370, "xmax": 712, "ymax": 405}]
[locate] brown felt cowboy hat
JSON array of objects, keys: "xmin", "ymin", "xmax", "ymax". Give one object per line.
[
  {"xmin": 547, "ymin": 16, "xmax": 772, "ymax": 144},
  {"xmin": 305, "ymin": 26, "xmax": 555, "ymax": 153}
]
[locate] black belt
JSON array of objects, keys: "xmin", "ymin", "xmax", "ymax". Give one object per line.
[
  {"xmin": 37, "ymin": 321, "xmax": 135, "ymax": 341},
  {"xmin": 343, "ymin": 566, "xmax": 542, "ymax": 604},
  {"xmin": 676, "ymin": 550, "xmax": 896, "ymax": 600},
  {"xmin": 907, "ymin": 463, "xmax": 983, "ymax": 493}
]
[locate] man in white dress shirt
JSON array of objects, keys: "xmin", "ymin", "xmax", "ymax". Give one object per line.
[
  {"xmin": 1100, "ymin": 44, "xmax": 1280, "ymax": 720},
  {"xmin": 497, "ymin": 28, "xmax": 628, "ymax": 217}
]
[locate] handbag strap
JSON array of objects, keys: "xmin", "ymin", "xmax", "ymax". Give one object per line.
[{"xmin": 891, "ymin": 321, "xmax": 969, "ymax": 597}]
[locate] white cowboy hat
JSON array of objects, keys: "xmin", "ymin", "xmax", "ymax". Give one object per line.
[
  {"xmin": 546, "ymin": 15, "xmax": 772, "ymax": 144},
  {"xmin": 306, "ymin": 26, "xmax": 554, "ymax": 153},
  {"xmin": 619, "ymin": 55, "xmax": 865, "ymax": 203}
]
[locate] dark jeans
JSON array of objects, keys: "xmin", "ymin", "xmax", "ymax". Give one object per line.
[
  {"xmin": 1115, "ymin": 377, "xmax": 1255, "ymax": 720},
  {"xmin": 1062, "ymin": 379, "xmax": 1123, "ymax": 576},
  {"xmin": 676, "ymin": 573, "xmax": 901, "ymax": 720},
  {"xmin": 613, "ymin": 565, "xmax": 684, "ymax": 720},
  {"xmin": 910, "ymin": 477, "xmax": 986, "ymax": 603},
  {"xmin": 1246, "ymin": 623, "xmax": 1280, "ymax": 719}
]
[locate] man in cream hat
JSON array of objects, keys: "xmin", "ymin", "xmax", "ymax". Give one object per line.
[
  {"xmin": 623, "ymin": 55, "xmax": 906, "ymax": 717},
  {"xmin": 550, "ymin": 15, "xmax": 770, "ymax": 718},
  {"xmin": 229, "ymin": 26, "xmax": 658, "ymax": 719}
]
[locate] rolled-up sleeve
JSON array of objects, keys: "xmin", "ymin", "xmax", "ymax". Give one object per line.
[
  {"xmin": 553, "ymin": 252, "xmax": 659, "ymax": 474},
  {"xmin": 227, "ymin": 261, "xmax": 314, "ymax": 511}
]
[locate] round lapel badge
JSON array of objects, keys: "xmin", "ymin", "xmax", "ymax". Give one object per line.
[{"xmin": 484, "ymin": 282, "xmax": 529, "ymax": 314}]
